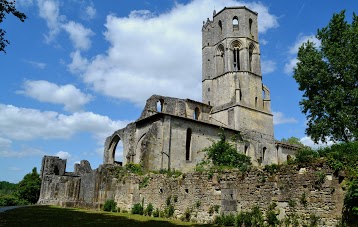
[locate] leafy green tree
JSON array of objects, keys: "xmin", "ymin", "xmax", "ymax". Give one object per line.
[
  {"xmin": 293, "ymin": 10, "xmax": 358, "ymax": 143},
  {"xmin": 0, "ymin": 0, "xmax": 27, "ymax": 53},
  {"xmin": 16, "ymin": 167, "xmax": 41, "ymax": 204},
  {"xmin": 0, "ymin": 181, "xmax": 17, "ymax": 195},
  {"xmin": 280, "ymin": 136, "xmax": 304, "ymax": 146}
]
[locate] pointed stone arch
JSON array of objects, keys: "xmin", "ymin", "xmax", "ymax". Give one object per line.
[
  {"xmin": 216, "ymin": 44, "xmax": 225, "ymax": 76},
  {"xmin": 106, "ymin": 134, "xmax": 122, "ymax": 165},
  {"xmin": 230, "ymin": 40, "xmax": 243, "ymax": 71}
]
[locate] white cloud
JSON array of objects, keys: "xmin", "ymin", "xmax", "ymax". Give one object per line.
[
  {"xmin": 289, "ymin": 34, "xmax": 320, "ymax": 55},
  {"xmin": 56, "ymin": 151, "xmax": 71, "ymax": 159},
  {"xmin": 0, "ymin": 148, "xmax": 45, "ymax": 158},
  {"xmin": 261, "ymin": 39, "xmax": 268, "ymax": 45},
  {"xmin": 0, "ymin": 137, "xmax": 12, "ymax": 148},
  {"xmin": 24, "ymin": 60, "xmax": 47, "ymax": 69},
  {"xmin": 273, "ymin": 111, "xmax": 298, "ymax": 125},
  {"xmin": 0, "ymin": 104, "xmax": 130, "ymax": 141},
  {"xmin": 284, "ymin": 34, "xmax": 321, "ymax": 75},
  {"xmin": 70, "ymin": 0, "xmax": 279, "ymax": 106},
  {"xmin": 261, "ymin": 59, "xmax": 276, "ymax": 74},
  {"xmin": 62, "ymin": 21, "xmax": 94, "ymax": 50},
  {"xmin": 85, "ymin": 5, "xmax": 96, "ymax": 19},
  {"xmin": 300, "ymin": 136, "xmax": 334, "ymax": 149},
  {"xmin": 68, "ymin": 51, "xmax": 89, "ymax": 74},
  {"xmin": 283, "ymin": 58, "xmax": 298, "ymax": 75},
  {"xmin": 17, "ymin": 80, "xmax": 92, "ymax": 112},
  {"xmin": 37, "ymin": 0, "xmax": 63, "ymax": 42}
]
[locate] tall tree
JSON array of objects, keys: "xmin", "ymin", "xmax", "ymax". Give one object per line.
[
  {"xmin": 16, "ymin": 167, "xmax": 41, "ymax": 204},
  {"xmin": 0, "ymin": 0, "xmax": 27, "ymax": 53},
  {"xmin": 293, "ymin": 11, "xmax": 358, "ymax": 143}
]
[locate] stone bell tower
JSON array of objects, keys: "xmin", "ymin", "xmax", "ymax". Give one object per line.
[{"xmin": 202, "ymin": 7, "xmax": 275, "ymax": 165}]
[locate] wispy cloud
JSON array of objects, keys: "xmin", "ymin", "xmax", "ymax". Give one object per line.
[
  {"xmin": 284, "ymin": 34, "xmax": 321, "ymax": 75},
  {"xmin": 24, "ymin": 60, "xmax": 47, "ymax": 69},
  {"xmin": 273, "ymin": 111, "xmax": 298, "ymax": 125}
]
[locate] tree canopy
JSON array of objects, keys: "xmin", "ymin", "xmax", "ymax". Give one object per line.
[
  {"xmin": 293, "ymin": 10, "xmax": 358, "ymax": 143},
  {"xmin": 280, "ymin": 136, "xmax": 304, "ymax": 146},
  {"xmin": 0, "ymin": 0, "xmax": 27, "ymax": 53},
  {"xmin": 16, "ymin": 167, "xmax": 41, "ymax": 204}
]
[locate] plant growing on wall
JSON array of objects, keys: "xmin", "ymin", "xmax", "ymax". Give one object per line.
[{"xmin": 203, "ymin": 131, "xmax": 251, "ymax": 171}]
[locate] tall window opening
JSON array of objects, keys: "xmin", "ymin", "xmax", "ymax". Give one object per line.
[
  {"xmin": 186, "ymin": 128, "xmax": 192, "ymax": 161},
  {"xmin": 216, "ymin": 45, "xmax": 225, "ymax": 76},
  {"xmin": 218, "ymin": 20, "xmax": 222, "ymax": 33},
  {"xmin": 231, "ymin": 40, "xmax": 241, "ymax": 71},
  {"xmin": 244, "ymin": 145, "xmax": 248, "ymax": 155},
  {"xmin": 249, "ymin": 18, "xmax": 253, "ymax": 35},
  {"xmin": 156, "ymin": 99, "xmax": 164, "ymax": 112},
  {"xmin": 255, "ymin": 97, "xmax": 258, "ymax": 107},
  {"xmin": 262, "ymin": 147, "xmax": 267, "ymax": 164},
  {"xmin": 249, "ymin": 44, "xmax": 254, "ymax": 72},
  {"xmin": 194, "ymin": 107, "xmax": 200, "ymax": 120},
  {"xmin": 233, "ymin": 48, "xmax": 240, "ymax": 71},
  {"xmin": 233, "ymin": 16, "xmax": 239, "ymax": 30}
]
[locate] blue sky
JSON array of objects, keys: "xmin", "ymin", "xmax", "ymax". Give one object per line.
[{"xmin": 0, "ymin": 0, "xmax": 357, "ymax": 183}]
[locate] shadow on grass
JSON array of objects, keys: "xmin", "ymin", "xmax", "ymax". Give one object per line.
[{"xmin": 0, "ymin": 205, "xmax": 214, "ymax": 226}]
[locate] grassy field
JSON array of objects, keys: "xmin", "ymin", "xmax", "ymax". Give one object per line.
[{"xmin": 0, "ymin": 205, "xmax": 215, "ymax": 226}]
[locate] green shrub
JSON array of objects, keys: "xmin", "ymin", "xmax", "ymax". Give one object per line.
[
  {"xmin": 182, "ymin": 207, "xmax": 192, "ymax": 221},
  {"xmin": 315, "ymin": 171, "xmax": 326, "ymax": 188},
  {"xmin": 264, "ymin": 164, "xmax": 280, "ymax": 174},
  {"xmin": 204, "ymin": 132, "xmax": 251, "ymax": 170},
  {"xmin": 144, "ymin": 203, "xmax": 154, "ymax": 216},
  {"xmin": 0, "ymin": 194, "xmax": 27, "ymax": 207},
  {"xmin": 166, "ymin": 195, "xmax": 171, "ymax": 206},
  {"xmin": 300, "ymin": 193, "xmax": 308, "ymax": 207},
  {"xmin": 139, "ymin": 176, "xmax": 149, "ymax": 189},
  {"xmin": 165, "ymin": 204, "xmax": 175, "ymax": 217},
  {"xmin": 103, "ymin": 199, "xmax": 117, "ymax": 212},
  {"xmin": 125, "ymin": 163, "xmax": 143, "ymax": 175},
  {"xmin": 291, "ymin": 147, "xmax": 320, "ymax": 165},
  {"xmin": 266, "ymin": 210, "xmax": 279, "ymax": 226},
  {"xmin": 131, "ymin": 203, "xmax": 143, "ymax": 215},
  {"xmin": 214, "ymin": 214, "xmax": 235, "ymax": 226},
  {"xmin": 343, "ymin": 179, "xmax": 358, "ymax": 224},
  {"xmin": 288, "ymin": 199, "xmax": 296, "ymax": 208},
  {"xmin": 152, "ymin": 208, "xmax": 160, "ymax": 217},
  {"xmin": 195, "ymin": 200, "xmax": 201, "ymax": 208}
]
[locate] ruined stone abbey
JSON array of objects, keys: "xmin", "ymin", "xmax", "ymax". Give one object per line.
[
  {"xmin": 103, "ymin": 6, "xmax": 297, "ymax": 171},
  {"xmin": 38, "ymin": 7, "xmax": 344, "ymax": 226}
]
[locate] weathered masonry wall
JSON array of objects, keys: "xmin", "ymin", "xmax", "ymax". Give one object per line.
[{"xmin": 39, "ymin": 159, "xmax": 344, "ymax": 226}]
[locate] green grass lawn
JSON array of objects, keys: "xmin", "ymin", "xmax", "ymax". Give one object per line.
[{"xmin": 0, "ymin": 205, "xmax": 215, "ymax": 226}]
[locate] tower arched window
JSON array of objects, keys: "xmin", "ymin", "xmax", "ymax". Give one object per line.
[
  {"xmin": 233, "ymin": 16, "xmax": 239, "ymax": 31},
  {"xmin": 218, "ymin": 20, "xmax": 222, "ymax": 33},
  {"xmin": 186, "ymin": 128, "xmax": 192, "ymax": 161},
  {"xmin": 216, "ymin": 44, "xmax": 225, "ymax": 76},
  {"xmin": 249, "ymin": 44, "xmax": 254, "ymax": 72},
  {"xmin": 262, "ymin": 147, "xmax": 267, "ymax": 164},
  {"xmin": 231, "ymin": 40, "xmax": 241, "ymax": 71},
  {"xmin": 249, "ymin": 18, "xmax": 253, "ymax": 35}
]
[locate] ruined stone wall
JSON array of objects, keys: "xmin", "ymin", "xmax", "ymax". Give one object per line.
[{"xmin": 39, "ymin": 159, "xmax": 344, "ymax": 226}]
